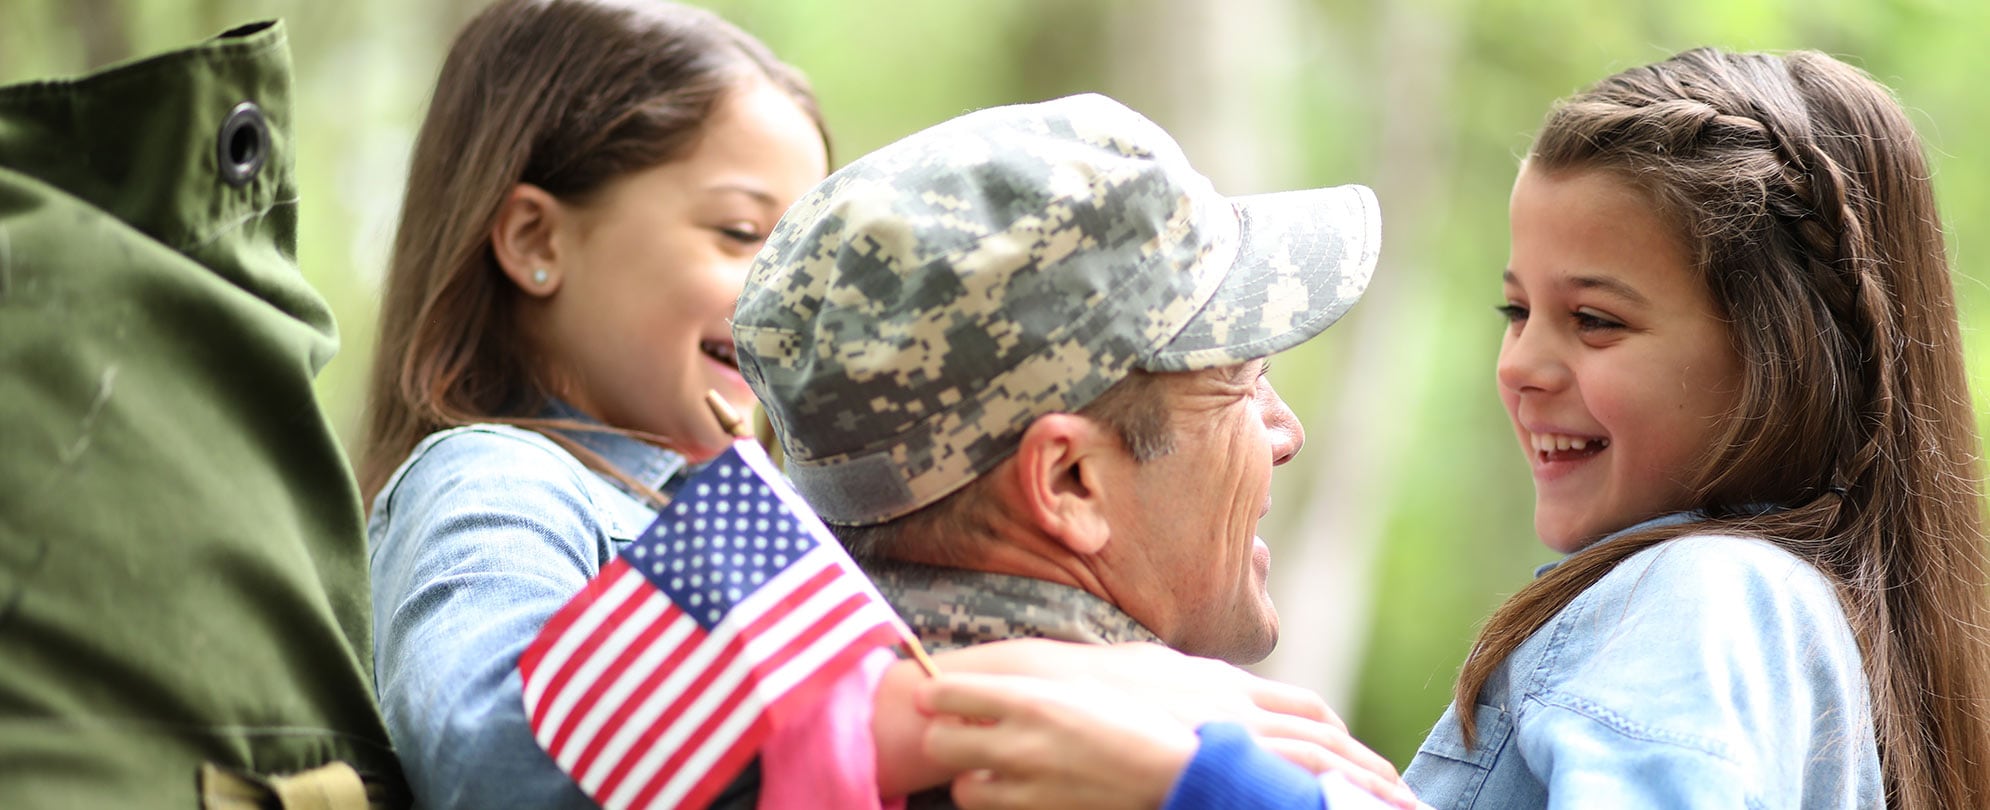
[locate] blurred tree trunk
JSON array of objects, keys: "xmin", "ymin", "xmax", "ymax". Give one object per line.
[
  {"xmin": 1100, "ymin": 0, "xmax": 1465, "ymax": 722},
  {"xmin": 1101, "ymin": 0, "xmax": 1299, "ymax": 189},
  {"xmin": 64, "ymin": 0, "xmax": 131, "ymax": 70},
  {"xmin": 1253, "ymin": 0, "xmax": 1463, "ymax": 720}
]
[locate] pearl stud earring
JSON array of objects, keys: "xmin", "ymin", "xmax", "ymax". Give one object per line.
[{"xmin": 531, "ymin": 268, "xmax": 549, "ymax": 285}]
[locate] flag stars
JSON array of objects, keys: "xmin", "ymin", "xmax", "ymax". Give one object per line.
[
  {"xmin": 632, "ymin": 545, "xmax": 647, "ymax": 558},
  {"xmin": 651, "ymin": 562, "xmax": 664, "ymax": 575},
  {"xmin": 718, "ymin": 483, "xmax": 731, "ymax": 496},
  {"xmin": 753, "ymin": 535, "xmax": 768, "ymax": 549},
  {"xmin": 750, "ymin": 571, "xmax": 765, "ymax": 585},
  {"xmin": 697, "ymin": 484, "xmax": 710, "ymax": 497}
]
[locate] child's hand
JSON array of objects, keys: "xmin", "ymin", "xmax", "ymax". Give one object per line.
[{"xmin": 916, "ymin": 669, "xmax": 1423, "ymax": 810}]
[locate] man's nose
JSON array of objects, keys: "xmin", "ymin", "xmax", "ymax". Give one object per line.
[{"xmin": 1262, "ymin": 382, "xmax": 1304, "ymax": 466}]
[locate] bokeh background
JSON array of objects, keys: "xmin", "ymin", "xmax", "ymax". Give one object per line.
[{"xmin": 7, "ymin": 0, "xmax": 1989, "ymax": 766}]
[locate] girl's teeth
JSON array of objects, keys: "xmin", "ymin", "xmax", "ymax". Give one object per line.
[{"xmin": 1532, "ymin": 433, "xmax": 1608, "ymax": 454}]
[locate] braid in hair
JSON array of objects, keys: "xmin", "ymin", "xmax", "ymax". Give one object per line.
[{"xmin": 1455, "ymin": 49, "xmax": 1990, "ymax": 808}]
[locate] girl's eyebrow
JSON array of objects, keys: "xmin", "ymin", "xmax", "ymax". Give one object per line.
[
  {"xmin": 1501, "ymin": 269, "xmax": 1651, "ymax": 306},
  {"xmin": 1567, "ymin": 274, "xmax": 1651, "ymax": 306},
  {"xmin": 704, "ymin": 182, "xmax": 777, "ymax": 207}
]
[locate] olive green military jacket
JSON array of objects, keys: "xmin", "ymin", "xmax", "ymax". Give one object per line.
[{"xmin": 0, "ymin": 21, "xmax": 404, "ymax": 808}]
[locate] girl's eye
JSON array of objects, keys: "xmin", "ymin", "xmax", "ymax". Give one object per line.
[
  {"xmin": 1494, "ymin": 303, "xmax": 1528, "ymax": 324},
  {"xmin": 718, "ymin": 223, "xmax": 765, "ymax": 245},
  {"xmin": 1572, "ymin": 309, "xmax": 1625, "ymax": 331}
]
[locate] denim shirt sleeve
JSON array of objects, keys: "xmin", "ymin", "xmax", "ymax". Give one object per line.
[
  {"xmin": 1510, "ymin": 535, "xmax": 1878, "ymax": 809},
  {"xmin": 368, "ymin": 427, "xmax": 619, "ymax": 810}
]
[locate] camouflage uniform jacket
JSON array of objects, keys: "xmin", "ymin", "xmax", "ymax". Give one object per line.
[{"xmin": 867, "ymin": 561, "xmax": 1162, "ymax": 810}]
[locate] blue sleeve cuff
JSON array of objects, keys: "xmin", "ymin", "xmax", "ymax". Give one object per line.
[{"xmin": 1161, "ymin": 722, "xmax": 1327, "ymax": 810}]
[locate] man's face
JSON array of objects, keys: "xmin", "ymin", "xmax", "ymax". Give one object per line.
[{"xmin": 1103, "ymin": 360, "xmax": 1304, "ymax": 664}]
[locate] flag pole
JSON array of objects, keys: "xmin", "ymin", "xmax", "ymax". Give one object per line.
[{"xmin": 704, "ymin": 391, "xmax": 942, "ymax": 678}]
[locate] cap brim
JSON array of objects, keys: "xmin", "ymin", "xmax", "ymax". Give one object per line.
[{"xmin": 1147, "ymin": 184, "xmax": 1380, "ymax": 371}]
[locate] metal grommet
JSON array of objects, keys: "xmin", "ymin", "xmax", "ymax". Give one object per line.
[{"xmin": 216, "ymin": 101, "xmax": 269, "ymax": 187}]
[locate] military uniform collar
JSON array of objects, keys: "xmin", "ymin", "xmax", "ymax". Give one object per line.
[{"xmin": 866, "ymin": 561, "xmax": 1162, "ymax": 651}]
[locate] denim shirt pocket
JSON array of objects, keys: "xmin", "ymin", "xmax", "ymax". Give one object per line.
[{"xmin": 1405, "ymin": 702, "xmax": 1515, "ymax": 810}]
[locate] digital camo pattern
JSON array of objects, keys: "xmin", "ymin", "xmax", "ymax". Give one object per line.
[
  {"xmin": 865, "ymin": 561, "xmax": 1162, "ymax": 652},
  {"xmin": 735, "ymin": 93, "xmax": 1380, "ymax": 526},
  {"xmin": 868, "ymin": 561, "xmax": 1163, "ymax": 810}
]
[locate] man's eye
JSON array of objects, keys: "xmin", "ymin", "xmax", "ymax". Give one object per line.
[{"xmin": 1494, "ymin": 303, "xmax": 1528, "ymax": 323}]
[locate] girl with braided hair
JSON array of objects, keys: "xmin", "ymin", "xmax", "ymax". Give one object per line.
[{"xmin": 910, "ymin": 47, "xmax": 1990, "ymax": 809}]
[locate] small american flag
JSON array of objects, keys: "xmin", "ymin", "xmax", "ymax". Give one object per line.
[{"xmin": 519, "ymin": 440, "xmax": 910, "ymax": 809}]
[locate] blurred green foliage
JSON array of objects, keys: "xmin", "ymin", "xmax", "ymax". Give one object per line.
[{"xmin": 6, "ymin": 0, "xmax": 1987, "ymax": 768}]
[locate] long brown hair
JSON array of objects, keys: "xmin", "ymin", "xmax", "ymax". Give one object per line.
[
  {"xmin": 357, "ymin": 0, "xmax": 824, "ymax": 509},
  {"xmin": 1458, "ymin": 49, "xmax": 1990, "ymax": 808}
]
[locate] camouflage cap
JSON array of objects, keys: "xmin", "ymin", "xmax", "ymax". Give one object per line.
[{"xmin": 735, "ymin": 93, "xmax": 1379, "ymax": 526}]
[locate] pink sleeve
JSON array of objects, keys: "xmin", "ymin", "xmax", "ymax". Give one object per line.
[{"xmin": 757, "ymin": 647, "xmax": 907, "ymax": 810}]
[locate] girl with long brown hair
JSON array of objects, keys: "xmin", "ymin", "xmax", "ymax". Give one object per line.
[
  {"xmin": 905, "ymin": 47, "xmax": 1990, "ymax": 810},
  {"xmin": 361, "ymin": 2, "xmax": 1409, "ymax": 808},
  {"xmin": 1404, "ymin": 47, "xmax": 1990, "ymax": 809}
]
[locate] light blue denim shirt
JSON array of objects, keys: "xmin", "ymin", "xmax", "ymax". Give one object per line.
[
  {"xmin": 1403, "ymin": 515, "xmax": 1882, "ymax": 809},
  {"xmin": 368, "ymin": 414, "xmax": 696, "ymax": 809}
]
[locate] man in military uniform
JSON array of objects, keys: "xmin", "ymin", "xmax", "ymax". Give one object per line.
[
  {"xmin": 0, "ymin": 22, "xmax": 405, "ymax": 808},
  {"xmin": 735, "ymin": 94, "xmax": 1378, "ymax": 668}
]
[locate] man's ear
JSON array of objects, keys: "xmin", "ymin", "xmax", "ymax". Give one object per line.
[
  {"xmin": 1010, "ymin": 413, "xmax": 1123, "ymax": 556},
  {"xmin": 490, "ymin": 183, "xmax": 566, "ymax": 298}
]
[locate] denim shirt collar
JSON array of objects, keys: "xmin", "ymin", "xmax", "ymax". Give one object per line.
[
  {"xmin": 539, "ymin": 399, "xmax": 691, "ymax": 498},
  {"xmin": 1532, "ymin": 503, "xmax": 1790, "ymax": 578},
  {"xmin": 1533, "ymin": 510, "xmax": 1702, "ymax": 579}
]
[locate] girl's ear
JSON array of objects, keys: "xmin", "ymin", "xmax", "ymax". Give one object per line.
[{"xmin": 491, "ymin": 183, "xmax": 567, "ymax": 298}]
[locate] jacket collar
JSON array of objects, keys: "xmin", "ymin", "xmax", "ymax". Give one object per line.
[{"xmin": 540, "ymin": 399, "xmax": 691, "ymax": 497}]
